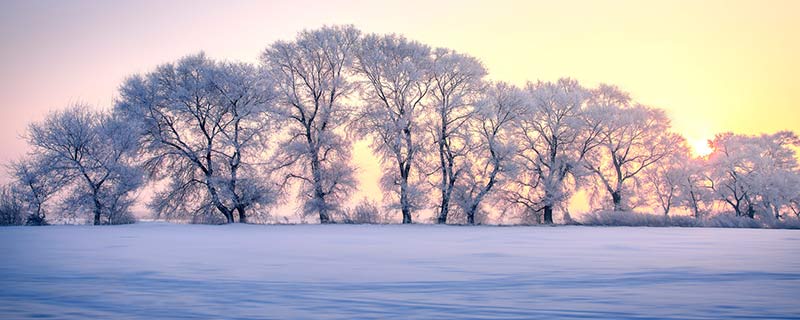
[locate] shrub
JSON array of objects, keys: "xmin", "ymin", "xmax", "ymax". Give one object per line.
[
  {"xmin": 582, "ymin": 211, "xmax": 670, "ymax": 227},
  {"xmin": 763, "ymin": 216, "xmax": 800, "ymax": 230},
  {"xmin": 0, "ymin": 187, "xmax": 24, "ymax": 226},
  {"xmin": 703, "ymin": 213, "xmax": 762, "ymax": 228},
  {"xmin": 336, "ymin": 200, "xmax": 386, "ymax": 224}
]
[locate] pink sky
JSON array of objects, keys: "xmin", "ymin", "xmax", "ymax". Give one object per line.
[{"xmin": 1, "ymin": 0, "xmax": 798, "ymax": 198}]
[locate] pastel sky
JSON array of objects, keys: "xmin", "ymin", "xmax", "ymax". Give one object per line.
[{"xmin": 1, "ymin": 0, "xmax": 798, "ymax": 209}]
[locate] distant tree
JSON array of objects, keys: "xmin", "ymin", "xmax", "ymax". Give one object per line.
[
  {"xmin": 354, "ymin": 33, "xmax": 433, "ymax": 224},
  {"xmin": 0, "ymin": 185, "xmax": 24, "ymax": 226},
  {"xmin": 26, "ymin": 105, "xmax": 143, "ymax": 225},
  {"xmin": 334, "ymin": 199, "xmax": 388, "ymax": 224},
  {"xmin": 706, "ymin": 133, "xmax": 760, "ymax": 218},
  {"xmin": 8, "ymin": 157, "xmax": 66, "ymax": 225},
  {"xmin": 425, "ymin": 48, "xmax": 487, "ymax": 224},
  {"xmin": 706, "ymin": 131, "xmax": 800, "ymax": 219},
  {"xmin": 506, "ymin": 79, "xmax": 599, "ymax": 224},
  {"xmin": 675, "ymin": 158, "xmax": 713, "ymax": 218},
  {"xmin": 751, "ymin": 132, "xmax": 800, "ymax": 220},
  {"xmin": 642, "ymin": 138, "xmax": 691, "ymax": 216},
  {"xmin": 454, "ymin": 82, "xmax": 525, "ymax": 224},
  {"xmin": 583, "ymin": 85, "xmax": 681, "ymax": 211},
  {"xmin": 117, "ymin": 53, "xmax": 278, "ymax": 224},
  {"xmin": 790, "ymin": 196, "xmax": 800, "ymax": 219},
  {"xmin": 262, "ymin": 25, "xmax": 360, "ymax": 223}
]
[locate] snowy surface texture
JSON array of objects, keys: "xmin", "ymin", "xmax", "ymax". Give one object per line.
[{"xmin": 1, "ymin": 223, "xmax": 799, "ymax": 319}]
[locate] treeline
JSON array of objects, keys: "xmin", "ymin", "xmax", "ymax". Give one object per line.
[{"xmin": 2, "ymin": 25, "xmax": 799, "ymax": 226}]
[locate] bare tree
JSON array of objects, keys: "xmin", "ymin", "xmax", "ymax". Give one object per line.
[
  {"xmin": 117, "ymin": 53, "xmax": 278, "ymax": 224},
  {"xmin": 0, "ymin": 185, "xmax": 24, "ymax": 226},
  {"xmin": 455, "ymin": 82, "xmax": 525, "ymax": 224},
  {"xmin": 26, "ymin": 105, "xmax": 143, "ymax": 225},
  {"xmin": 261, "ymin": 25, "xmax": 360, "ymax": 223},
  {"xmin": 676, "ymin": 158, "xmax": 712, "ymax": 219},
  {"xmin": 583, "ymin": 84, "xmax": 681, "ymax": 211},
  {"xmin": 642, "ymin": 138, "xmax": 691, "ymax": 216},
  {"xmin": 507, "ymin": 78, "xmax": 599, "ymax": 224},
  {"xmin": 8, "ymin": 157, "xmax": 66, "ymax": 225},
  {"xmin": 354, "ymin": 33, "xmax": 433, "ymax": 224},
  {"xmin": 706, "ymin": 131, "xmax": 800, "ymax": 219},
  {"xmin": 425, "ymin": 48, "xmax": 487, "ymax": 224}
]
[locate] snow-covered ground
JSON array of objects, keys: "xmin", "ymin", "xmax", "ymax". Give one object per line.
[{"xmin": 1, "ymin": 223, "xmax": 798, "ymax": 319}]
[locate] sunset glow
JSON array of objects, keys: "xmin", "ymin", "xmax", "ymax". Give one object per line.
[
  {"xmin": 2, "ymin": 2, "xmax": 799, "ymax": 318},
  {"xmin": 690, "ymin": 138, "xmax": 714, "ymax": 157},
  {"xmin": 0, "ymin": 0, "xmax": 797, "ymax": 213}
]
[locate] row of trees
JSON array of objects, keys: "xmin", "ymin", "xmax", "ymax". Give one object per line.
[{"xmin": 2, "ymin": 25, "xmax": 799, "ymax": 226}]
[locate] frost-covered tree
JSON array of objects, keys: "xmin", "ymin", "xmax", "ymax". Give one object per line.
[
  {"xmin": 425, "ymin": 48, "xmax": 487, "ymax": 224},
  {"xmin": 642, "ymin": 138, "xmax": 691, "ymax": 216},
  {"xmin": 506, "ymin": 78, "xmax": 599, "ymax": 224},
  {"xmin": 117, "ymin": 53, "xmax": 278, "ymax": 224},
  {"xmin": 354, "ymin": 33, "xmax": 433, "ymax": 224},
  {"xmin": 675, "ymin": 158, "xmax": 712, "ymax": 218},
  {"xmin": 706, "ymin": 131, "xmax": 800, "ymax": 219},
  {"xmin": 26, "ymin": 105, "xmax": 143, "ymax": 225},
  {"xmin": 750, "ymin": 132, "xmax": 800, "ymax": 220},
  {"xmin": 706, "ymin": 133, "xmax": 757, "ymax": 218},
  {"xmin": 0, "ymin": 185, "xmax": 24, "ymax": 226},
  {"xmin": 7, "ymin": 157, "xmax": 66, "ymax": 225},
  {"xmin": 262, "ymin": 25, "xmax": 360, "ymax": 223},
  {"xmin": 455, "ymin": 82, "xmax": 524, "ymax": 224},
  {"xmin": 790, "ymin": 195, "xmax": 800, "ymax": 219},
  {"xmin": 583, "ymin": 85, "xmax": 681, "ymax": 211}
]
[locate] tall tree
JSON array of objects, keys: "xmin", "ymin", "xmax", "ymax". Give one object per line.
[
  {"xmin": 117, "ymin": 53, "xmax": 277, "ymax": 224},
  {"xmin": 8, "ymin": 157, "xmax": 66, "ymax": 225},
  {"xmin": 0, "ymin": 185, "xmax": 24, "ymax": 226},
  {"xmin": 642, "ymin": 138, "xmax": 691, "ymax": 216},
  {"xmin": 584, "ymin": 84, "xmax": 681, "ymax": 211},
  {"xmin": 426, "ymin": 48, "xmax": 487, "ymax": 224},
  {"xmin": 26, "ymin": 105, "xmax": 143, "ymax": 225},
  {"xmin": 507, "ymin": 78, "xmax": 599, "ymax": 224},
  {"xmin": 354, "ymin": 33, "xmax": 433, "ymax": 223},
  {"xmin": 675, "ymin": 158, "xmax": 712, "ymax": 219},
  {"xmin": 262, "ymin": 25, "xmax": 360, "ymax": 223},
  {"xmin": 455, "ymin": 82, "xmax": 525, "ymax": 224},
  {"xmin": 706, "ymin": 131, "xmax": 800, "ymax": 219}
]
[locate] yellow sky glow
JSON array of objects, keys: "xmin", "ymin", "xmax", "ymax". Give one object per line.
[{"xmin": 0, "ymin": 0, "xmax": 797, "ymax": 216}]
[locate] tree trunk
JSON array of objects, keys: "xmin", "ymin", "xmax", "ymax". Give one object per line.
[
  {"xmin": 319, "ymin": 207, "xmax": 330, "ymax": 224},
  {"xmin": 92, "ymin": 196, "xmax": 102, "ymax": 225},
  {"xmin": 208, "ymin": 186, "xmax": 234, "ymax": 224},
  {"xmin": 93, "ymin": 209, "xmax": 102, "ymax": 225},
  {"xmin": 466, "ymin": 200, "xmax": 479, "ymax": 225},
  {"xmin": 612, "ymin": 191, "xmax": 622, "ymax": 211},
  {"xmin": 437, "ymin": 197, "xmax": 449, "ymax": 224},
  {"xmin": 400, "ymin": 179, "xmax": 412, "ymax": 223},
  {"xmin": 543, "ymin": 205, "xmax": 553, "ymax": 224},
  {"xmin": 236, "ymin": 206, "xmax": 247, "ymax": 224},
  {"xmin": 309, "ymin": 148, "xmax": 330, "ymax": 224},
  {"xmin": 402, "ymin": 206, "xmax": 412, "ymax": 224},
  {"xmin": 399, "ymin": 158, "xmax": 413, "ymax": 224}
]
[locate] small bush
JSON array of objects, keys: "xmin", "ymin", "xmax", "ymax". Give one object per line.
[
  {"xmin": 582, "ymin": 211, "xmax": 670, "ymax": 227},
  {"xmin": 579, "ymin": 211, "xmax": 790, "ymax": 229},
  {"xmin": 25, "ymin": 214, "xmax": 48, "ymax": 226},
  {"xmin": 108, "ymin": 210, "xmax": 137, "ymax": 225},
  {"xmin": 189, "ymin": 209, "xmax": 228, "ymax": 225},
  {"xmin": 668, "ymin": 215, "xmax": 703, "ymax": 227},
  {"xmin": 336, "ymin": 200, "xmax": 386, "ymax": 224},
  {"xmin": 0, "ymin": 187, "xmax": 25, "ymax": 226},
  {"xmin": 703, "ymin": 214, "xmax": 762, "ymax": 228},
  {"xmin": 763, "ymin": 216, "xmax": 800, "ymax": 230}
]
